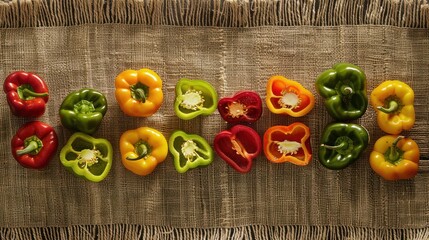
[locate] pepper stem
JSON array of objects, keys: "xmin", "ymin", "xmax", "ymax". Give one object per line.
[
  {"xmin": 385, "ymin": 136, "xmax": 404, "ymax": 165},
  {"xmin": 18, "ymin": 84, "xmax": 48, "ymax": 100},
  {"xmin": 130, "ymin": 83, "xmax": 149, "ymax": 103},
  {"xmin": 320, "ymin": 142, "xmax": 346, "ymax": 150},
  {"xmin": 377, "ymin": 100, "xmax": 399, "ymax": 114},
  {"xmin": 16, "ymin": 136, "xmax": 43, "ymax": 155},
  {"xmin": 126, "ymin": 142, "xmax": 150, "ymax": 160},
  {"xmin": 340, "ymin": 86, "xmax": 353, "ymax": 95}
]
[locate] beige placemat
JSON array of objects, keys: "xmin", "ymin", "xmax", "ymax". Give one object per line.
[{"xmin": 1, "ymin": 0, "xmax": 429, "ymax": 239}]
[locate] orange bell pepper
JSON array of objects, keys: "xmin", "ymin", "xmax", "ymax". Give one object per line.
[
  {"xmin": 119, "ymin": 127, "xmax": 168, "ymax": 176},
  {"xmin": 266, "ymin": 75, "xmax": 315, "ymax": 117},
  {"xmin": 115, "ymin": 68, "xmax": 163, "ymax": 117},
  {"xmin": 263, "ymin": 122, "xmax": 312, "ymax": 166},
  {"xmin": 370, "ymin": 80, "xmax": 415, "ymax": 134},
  {"xmin": 369, "ymin": 135, "xmax": 420, "ymax": 181}
]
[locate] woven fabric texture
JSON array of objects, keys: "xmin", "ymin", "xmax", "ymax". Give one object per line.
[{"xmin": 0, "ymin": 25, "xmax": 428, "ymax": 230}]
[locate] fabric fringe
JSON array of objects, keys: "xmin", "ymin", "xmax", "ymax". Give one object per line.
[
  {"xmin": 0, "ymin": 0, "xmax": 429, "ymax": 28},
  {"xmin": 1, "ymin": 225, "xmax": 429, "ymax": 240}
]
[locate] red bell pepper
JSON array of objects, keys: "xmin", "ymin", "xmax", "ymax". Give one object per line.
[
  {"xmin": 11, "ymin": 121, "xmax": 58, "ymax": 169},
  {"xmin": 3, "ymin": 71, "xmax": 49, "ymax": 118},
  {"xmin": 263, "ymin": 122, "xmax": 312, "ymax": 166},
  {"xmin": 217, "ymin": 91, "xmax": 263, "ymax": 124},
  {"xmin": 214, "ymin": 125, "xmax": 261, "ymax": 173}
]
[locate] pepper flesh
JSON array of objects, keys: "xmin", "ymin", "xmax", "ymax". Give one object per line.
[
  {"xmin": 115, "ymin": 68, "xmax": 164, "ymax": 117},
  {"xmin": 169, "ymin": 130, "xmax": 214, "ymax": 173},
  {"xmin": 59, "ymin": 88, "xmax": 107, "ymax": 135},
  {"xmin": 174, "ymin": 78, "xmax": 218, "ymax": 120},
  {"xmin": 11, "ymin": 121, "xmax": 58, "ymax": 169},
  {"xmin": 263, "ymin": 122, "xmax": 312, "ymax": 166},
  {"xmin": 369, "ymin": 135, "xmax": 419, "ymax": 181},
  {"xmin": 120, "ymin": 127, "xmax": 168, "ymax": 176},
  {"xmin": 214, "ymin": 125, "xmax": 261, "ymax": 173},
  {"xmin": 3, "ymin": 71, "xmax": 49, "ymax": 118},
  {"xmin": 60, "ymin": 132, "xmax": 113, "ymax": 182},
  {"xmin": 370, "ymin": 80, "xmax": 415, "ymax": 135},
  {"xmin": 315, "ymin": 63, "xmax": 368, "ymax": 121},
  {"xmin": 266, "ymin": 76, "xmax": 315, "ymax": 117},
  {"xmin": 318, "ymin": 123, "xmax": 369, "ymax": 170},
  {"xmin": 217, "ymin": 91, "xmax": 262, "ymax": 124}
]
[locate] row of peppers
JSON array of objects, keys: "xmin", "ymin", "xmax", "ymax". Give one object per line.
[{"xmin": 3, "ymin": 63, "xmax": 420, "ymax": 182}]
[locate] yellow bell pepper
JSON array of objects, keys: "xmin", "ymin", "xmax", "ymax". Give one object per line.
[
  {"xmin": 370, "ymin": 80, "xmax": 415, "ymax": 134},
  {"xmin": 369, "ymin": 135, "xmax": 420, "ymax": 181},
  {"xmin": 115, "ymin": 68, "xmax": 163, "ymax": 117},
  {"xmin": 119, "ymin": 127, "xmax": 168, "ymax": 176}
]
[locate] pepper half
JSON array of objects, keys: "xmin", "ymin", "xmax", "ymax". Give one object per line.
[
  {"xmin": 11, "ymin": 121, "xmax": 58, "ymax": 169},
  {"xmin": 370, "ymin": 80, "xmax": 415, "ymax": 135},
  {"xmin": 169, "ymin": 130, "xmax": 214, "ymax": 173},
  {"xmin": 60, "ymin": 132, "xmax": 113, "ymax": 182},
  {"xmin": 214, "ymin": 125, "xmax": 261, "ymax": 173},
  {"xmin": 120, "ymin": 127, "xmax": 168, "ymax": 176},
  {"xmin": 174, "ymin": 78, "xmax": 218, "ymax": 120},
  {"xmin": 217, "ymin": 91, "xmax": 262, "ymax": 124},
  {"xmin": 370, "ymin": 135, "xmax": 419, "ymax": 181},
  {"xmin": 319, "ymin": 123, "xmax": 369, "ymax": 170},
  {"xmin": 3, "ymin": 71, "xmax": 49, "ymax": 118},
  {"xmin": 115, "ymin": 68, "xmax": 163, "ymax": 117},
  {"xmin": 266, "ymin": 76, "xmax": 315, "ymax": 117},
  {"xmin": 263, "ymin": 123, "xmax": 312, "ymax": 166},
  {"xmin": 315, "ymin": 63, "xmax": 368, "ymax": 121},
  {"xmin": 59, "ymin": 88, "xmax": 108, "ymax": 135}
]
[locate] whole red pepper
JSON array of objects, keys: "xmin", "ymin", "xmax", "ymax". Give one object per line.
[
  {"xmin": 3, "ymin": 71, "xmax": 49, "ymax": 118},
  {"xmin": 217, "ymin": 91, "xmax": 262, "ymax": 124},
  {"xmin": 11, "ymin": 121, "xmax": 58, "ymax": 169},
  {"xmin": 214, "ymin": 125, "xmax": 261, "ymax": 173}
]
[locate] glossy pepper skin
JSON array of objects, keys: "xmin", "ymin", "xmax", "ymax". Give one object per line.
[
  {"xmin": 115, "ymin": 68, "xmax": 163, "ymax": 117},
  {"xmin": 370, "ymin": 80, "xmax": 415, "ymax": 135},
  {"xmin": 60, "ymin": 132, "xmax": 113, "ymax": 182},
  {"xmin": 120, "ymin": 127, "xmax": 168, "ymax": 176},
  {"xmin": 370, "ymin": 135, "xmax": 419, "ymax": 181},
  {"xmin": 263, "ymin": 123, "xmax": 312, "ymax": 166},
  {"xmin": 174, "ymin": 78, "xmax": 218, "ymax": 120},
  {"xmin": 316, "ymin": 63, "xmax": 368, "ymax": 121},
  {"xmin": 266, "ymin": 76, "xmax": 315, "ymax": 117},
  {"xmin": 319, "ymin": 123, "xmax": 369, "ymax": 170},
  {"xmin": 11, "ymin": 121, "xmax": 58, "ymax": 169},
  {"xmin": 59, "ymin": 88, "xmax": 107, "ymax": 135},
  {"xmin": 3, "ymin": 71, "xmax": 49, "ymax": 118},
  {"xmin": 217, "ymin": 91, "xmax": 262, "ymax": 124},
  {"xmin": 169, "ymin": 130, "xmax": 214, "ymax": 173},
  {"xmin": 214, "ymin": 125, "xmax": 261, "ymax": 173}
]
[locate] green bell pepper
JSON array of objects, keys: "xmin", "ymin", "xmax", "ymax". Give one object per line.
[
  {"xmin": 318, "ymin": 123, "xmax": 369, "ymax": 170},
  {"xmin": 315, "ymin": 63, "xmax": 368, "ymax": 121},
  {"xmin": 168, "ymin": 130, "xmax": 214, "ymax": 173},
  {"xmin": 174, "ymin": 78, "xmax": 218, "ymax": 120},
  {"xmin": 60, "ymin": 132, "xmax": 113, "ymax": 182},
  {"xmin": 59, "ymin": 88, "xmax": 107, "ymax": 135}
]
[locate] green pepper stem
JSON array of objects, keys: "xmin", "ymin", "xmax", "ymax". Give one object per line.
[
  {"xmin": 320, "ymin": 142, "xmax": 346, "ymax": 150},
  {"xmin": 385, "ymin": 136, "xmax": 404, "ymax": 164},
  {"xmin": 340, "ymin": 86, "xmax": 353, "ymax": 95},
  {"xmin": 16, "ymin": 141, "xmax": 40, "ymax": 155},
  {"xmin": 22, "ymin": 88, "xmax": 49, "ymax": 98},
  {"xmin": 134, "ymin": 88, "xmax": 147, "ymax": 103},
  {"xmin": 126, "ymin": 143, "xmax": 149, "ymax": 161},
  {"xmin": 377, "ymin": 100, "xmax": 399, "ymax": 114}
]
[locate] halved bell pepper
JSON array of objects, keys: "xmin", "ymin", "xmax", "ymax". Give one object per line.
[
  {"xmin": 60, "ymin": 132, "xmax": 113, "ymax": 182},
  {"xmin": 217, "ymin": 91, "xmax": 262, "ymax": 124},
  {"xmin": 266, "ymin": 76, "xmax": 315, "ymax": 117},
  {"xmin": 370, "ymin": 80, "xmax": 415, "ymax": 135},
  {"xmin": 315, "ymin": 63, "xmax": 368, "ymax": 121},
  {"xmin": 168, "ymin": 130, "xmax": 214, "ymax": 173},
  {"xmin": 319, "ymin": 123, "xmax": 369, "ymax": 170},
  {"xmin": 174, "ymin": 78, "xmax": 218, "ymax": 120},
  {"xmin": 214, "ymin": 125, "xmax": 261, "ymax": 173},
  {"xmin": 263, "ymin": 123, "xmax": 312, "ymax": 166},
  {"xmin": 59, "ymin": 88, "xmax": 107, "ymax": 135},
  {"xmin": 370, "ymin": 135, "xmax": 419, "ymax": 181},
  {"xmin": 11, "ymin": 121, "xmax": 58, "ymax": 169},
  {"xmin": 115, "ymin": 68, "xmax": 163, "ymax": 117},
  {"xmin": 120, "ymin": 127, "xmax": 168, "ymax": 176},
  {"xmin": 3, "ymin": 71, "xmax": 49, "ymax": 118}
]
